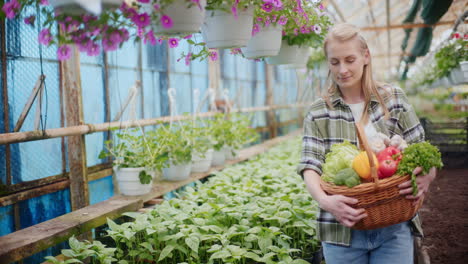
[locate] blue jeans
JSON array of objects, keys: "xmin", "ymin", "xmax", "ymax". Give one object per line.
[{"xmin": 322, "ymin": 222, "xmax": 414, "ymax": 264}]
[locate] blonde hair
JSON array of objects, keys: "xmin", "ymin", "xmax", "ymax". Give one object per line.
[{"xmin": 323, "ymin": 23, "xmax": 390, "ymax": 124}]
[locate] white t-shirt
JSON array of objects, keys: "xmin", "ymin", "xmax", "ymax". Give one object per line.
[{"xmin": 347, "ymin": 102, "xmax": 378, "ymax": 141}]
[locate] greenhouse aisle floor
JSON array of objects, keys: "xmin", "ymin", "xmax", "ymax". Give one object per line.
[{"xmin": 419, "ymin": 168, "xmax": 468, "ymax": 264}]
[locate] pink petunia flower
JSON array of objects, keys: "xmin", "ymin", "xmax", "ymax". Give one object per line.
[
  {"xmin": 145, "ymin": 30, "xmax": 157, "ymax": 45},
  {"xmin": 183, "ymin": 34, "xmax": 193, "ymax": 39},
  {"xmin": 137, "ymin": 0, "xmax": 150, "ymax": 3},
  {"xmin": 252, "ymin": 24, "xmax": 260, "ymax": 36},
  {"xmin": 161, "ymin": 15, "xmax": 173, "ymax": 29},
  {"xmin": 153, "ymin": 4, "xmax": 160, "ymax": 11},
  {"xmin": 38, "ymin": 28, "xmax": 52, "ymax": 45},
  {"xmin": 452, "ymin": 33, "xmax": 461, "ymax": 39},
  {"xmin": 86, "ymin": 42, "xmax": 100, "ymax": 56},
  {"xmin": 209, "ymin": 50, "xmax": 218, "ymax": 61},
  {"xmin": 57, "ymin": 45, "xmax": 71, "ymax": 61},
  {"xmin": 168, "ymin": 38, "xmax": 179, "ymax": 48},
  {"xmin": 277, "ymin": 15, "xmax": 288, "ymax": 25},
  {"xmin": 231, "ymin": 6, "xmax": 238, "ymax": 19},
  {"xmin": 185, "ymin": 52, "xmax": 192, "ymax": 66},
  {"xmin": 319, "ymin": 3, "xmax": 325, "ymax": 10},
  {"xmin": 24, "ymin": 15, "xmax": 35, "ymax": 25},
  {"xmin": 133, "ymin": 13, "xmax": 151, "ymax": 28},
  {"xmin": 262, "ymin": 3, "xmax": 273, "ymax": 12},
  {"xmin": 2, "ymin": 0, "xmax": 21, "ymax": 19},
  {"xmin": 230, "ymin": 48, "xmax": 242, "ymax": 55},
  {"xmin": 102, "ymin": 38, "xmax": 118, "ymax": 52},
  {"xmin": 272, "ymin": 0, "xmax": 282, "ymax": 8},
  {"xmin": 40, "ymin": 0, "xmax": 48, "ymax": 5}
]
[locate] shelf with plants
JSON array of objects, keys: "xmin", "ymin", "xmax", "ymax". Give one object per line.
[{"xmin": 44, "ymin": 136, "xmax": 321, "ymax": 264}]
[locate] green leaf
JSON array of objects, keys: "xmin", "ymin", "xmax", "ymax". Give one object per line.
[
  {"xmin": 209, "ymin": 249, "xmax": 231, "ymax": 260},
  {"xmin": 158, "ymin": 245, "xmax": 175, "ymax": 261},
  {"xmin": 185, "ymin": 236, "xmax": 200, "ymax": 253},
  {"xmin": 291, "ymin": 259, "xmax": 313, "ymax": 264}
]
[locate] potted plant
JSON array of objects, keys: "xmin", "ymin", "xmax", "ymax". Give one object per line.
[
  {"xmin": 240, "ymin": 0, "xmax": 294, "ymax": 59},
  {"xmin": 49, "ymin": 0, "xmax": 124, "ymax": 15},
  {"xmin": 128, "ymin": 0, "xmax": 207, "ymax": 36},
  {"xmin": 185, "ymin": 120, "xmax": 215, "ymax": 173},
  {"xmin": 99, "ymin": 129, "xmax": 159, "ymax": 196},
  {"xmin": 149, "ymin": 124, "xmax": 193, "ymax": 181},
  {"xmin": 266, "ymin": 1, "xmax": 331, "ymax": 66},
  {"xmin": 223, "ymin": 113, "xmax": 258, "ymax": 160},
  {"xmin": 201, "ymin": 0, "xmax": 259, "ymax": 49}
]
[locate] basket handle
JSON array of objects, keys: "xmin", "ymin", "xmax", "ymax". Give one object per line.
[{"xmin": 355, "ymin": 122, "xmax": 380, "ymax": 188}]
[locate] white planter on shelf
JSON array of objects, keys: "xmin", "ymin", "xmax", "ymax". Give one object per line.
[
  {"xmin": 223, "ymin": 146, "xmax": 238, "ymax": 160},
  {"xmin": 211, "ymin": 149, "xmax": 226, "ymax": 166},
  {"xmin": 114, "ymin": 167, "xmax": 153, "ymax": 196},
  {"xmin": 162, "ymin": 162, "xmax": 192, "ymax": 181},
  {"xmin": 191, "ymin": 149, "xmax": 214, "ymax": 173},
  {"xmin": 49, "ymin": 0, "xmax": 123, "ymax": 15},
  {"xmin": 201, "ymin": 7, "xmax": 254, "ymax": 49},
  {"xmin": 153, "ymin": 0, "xmax": 207, "ymax": 36},
  {"xmin": 241, "ymin": 24, "xmax": 283, "ymax": 59}
]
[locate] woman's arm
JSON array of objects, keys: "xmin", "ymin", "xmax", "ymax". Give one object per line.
[{"xmin": 303, "ymin": 169, "xmax": 368, "ymax": 228}]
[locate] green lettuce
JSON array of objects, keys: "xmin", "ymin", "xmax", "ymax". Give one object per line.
[{"xmin": 322, "ymin": 141, "xmax": 360, "ymax": 177}]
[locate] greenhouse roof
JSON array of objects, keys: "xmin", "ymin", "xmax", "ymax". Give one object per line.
[{"xmin": 324, "ymin": 0, "xmax": 466, "ymax": 80}]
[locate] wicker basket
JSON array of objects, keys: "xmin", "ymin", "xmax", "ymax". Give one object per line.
[{"xmin": 320, "ymin": 123, "xmax": 423, "ymax": 230}]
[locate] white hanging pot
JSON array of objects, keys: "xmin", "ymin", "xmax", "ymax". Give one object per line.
[
  {"xmin": 241, "ymin": 24, "xmax": 283, "ymax": 59},
  {"xmin": 153, "ymin": 0, "xmax": 207, "ymax": 36},
  {"xmin": 201, "ymin": 7, "xmax": 254, "ymax": 49},
  {"xmin": 460, "ymin": 61, "xmax": 468, "ymax": 83},
  {"xmin": 211, "ymin": 149, "xmax": 226, "ymax": 166},
  {"xmin": 114, "ymin": 167, "xmax": 153, "ymax": 196},
  {"xmin": 223, "ymin": 146, "xmax": 238, "ymax": 160},
  {"xmin": 162, "ymin": 161, "xmax": 192, "ymax": 181},
  {"xmin": 266, "ymin": 40, "xmax": 300, "ymax": 65},
  {"xmin": 191, "ymin": 149, "xmax": 214, "ymax": 173},
  {"xmin": 49, "ymin": 0, "xmax": 123, "ymax": 15}
]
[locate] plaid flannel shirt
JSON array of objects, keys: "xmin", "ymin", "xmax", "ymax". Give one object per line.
[{"xmin": 297, "ymin": 86, "xmax": 424, "ymax": 246}]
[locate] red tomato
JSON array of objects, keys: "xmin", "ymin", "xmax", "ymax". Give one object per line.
[
  {"xmin": 377, "ymin": 146, "xmax": 402, "ymax": 162},
  {"xmin": 378, "ymin": 159, "xmax": 398, "ymax": 179}
]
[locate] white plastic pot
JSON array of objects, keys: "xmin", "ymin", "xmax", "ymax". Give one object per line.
[
  {"xmin": 191, "ymin": 149, "xmax": 214, "ymax": 173},
  {"xmin": 241, "ymin": 24, "xmax": 283, "ymax": 59},
  {"xmin": 266, "ymin": 41, "xmax": 311, "ymax": 65},
  {"xmin": 223, "ymin": 146, "xmax": 238, "ymax": 160},
  {"xmin": 460, "ymin": 61, "xmax": 468, "ymax": 83},
  {"xmin": 49, "ymin": 0, "xmax": 123, "ymax": 15},
  {"xmin": 153, "ymin": 0, "xmax": 207, "ymax": 36},
  {"xmin": 211, "ymin": 149, "xmax": 226, "ymax": 166},
  {"xmin": 114, "ymin": 167, "xmax": 153, "ymax": 196},
  {"xmin": 162, "ymin": 162, "xmax": 192, "ymax": 181},
  {"xmin": 201, "ymin": 7, "xmax": 254, "ymax": 49}
]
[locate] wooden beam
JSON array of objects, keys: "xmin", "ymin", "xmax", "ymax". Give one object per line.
[
  {"xmin": 265, "ymin": 63, "xmax": 277, "ymax": 139},
  {"xmin": 361, "ymin": 20, "xmax": 458, "ymax": 31},
  {"xmin": 0, "ymin": 197, "xmax": 143, "ymax": 264},
  {"xmin": 385, "ymin": 0, "xmax": 391, "ymax": 72},
  {"xmin": 0, "ymin": 130, "xmax": 301, "ymax": 264},
  {"xmin": 0, "ymin": 179, "xmax": 69, "ymax": 207},
  {"xmin": 328, "ymin": 0, "xmax": 347, "ymax": 22},
  {"xmin": 61, "ymin": 44, "xmax": 89, "ymax": 211},
  {"xmin": 13, "ymin": 75, "xmax": 45, "ymax": 132},
  {"xmin": 1, "ymin": 13, "xmax": 11, "ymax": 187},
  {"xmin": 0, "ymin": 104, "xmax": 308, "ymax": 145}
]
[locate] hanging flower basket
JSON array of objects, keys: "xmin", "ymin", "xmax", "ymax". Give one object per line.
[
  {"xmin": 162, "ymin": 162, "xmax": 192, "ymax": 181},
  {"xmin": 201, "ymin": 7, "xmax": 254, "ymax": 49},
  {"xmin": 241, "ymin": 24, "xmax": 283, "ymax": 59},
  {"xmin": 49, "ymin": 0, "xmax": 123, "ymax": 15},
  {"xmin": 153, "ymin": 0, "xmax": 207, "ymax": 36},
  {"xmin": 266, "ymin": 40, "xmax": 312, "ymax": 66},
  {"xmin": 191, "ymin": 149, "xmax": 214, "ymax": 173},
  {"xmin": 114, "ymin": 167, "xmax": 154, "ymax": 196}
]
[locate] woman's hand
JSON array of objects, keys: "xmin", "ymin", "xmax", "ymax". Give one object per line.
[
  {"xmin": 319, "ymin": 195, "xmax": 367, "ymax": 228},
  {"xmin": 398, "ymin": 167, "xmax": 437, "ymax": 206}
]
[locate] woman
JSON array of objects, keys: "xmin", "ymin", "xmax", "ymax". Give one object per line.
[{"xmin": 297, "ymin": 23, "xmax": 437, "ymax": 263}]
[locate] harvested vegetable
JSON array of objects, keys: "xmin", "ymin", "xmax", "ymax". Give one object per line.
[
  {"xmin": 352, "ymin": 151, "xmax": 379, "ymax": 180},
  {"xmin": 369, "ymin": 136, "xmax": 386, "ymax": 154},
  {"xmin": 397, "ymin": 141, "xmax": 443, "ymax": 195},
  {"xmin": 322, "ymin": 141, "xmax": 360, "ymax": 177},
  {"xmin": 378, "ymin": 159, "xmax": 398, "ymax": 179},
  {"xmin": 377, "ymin": 146, "xmax": 402, "ymax": 162},
  {"xmin": 332, "ymin": 168, "xmax": 361, "ymax": 188}
]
